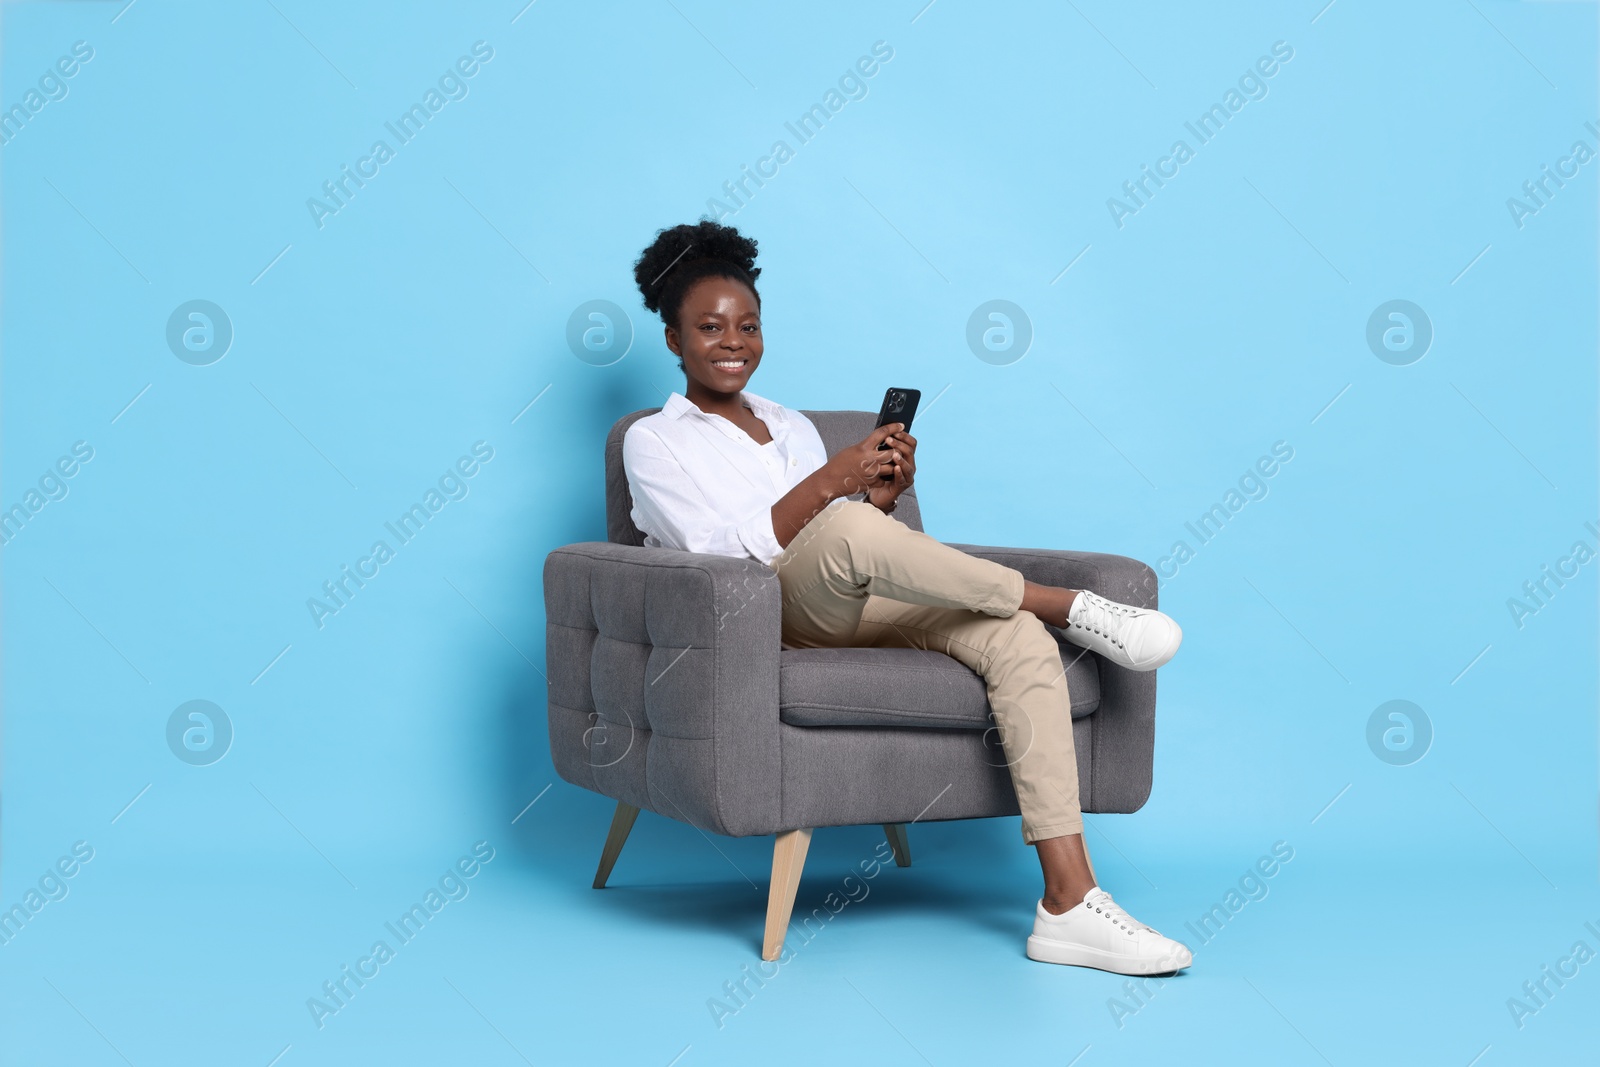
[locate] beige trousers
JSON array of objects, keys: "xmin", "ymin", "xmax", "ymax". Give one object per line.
[{"xmin": 772, "ymin": 498, "xmax": 1083, "ymax": 843}]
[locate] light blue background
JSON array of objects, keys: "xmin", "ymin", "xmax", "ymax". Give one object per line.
[{"xmin": 3, "ymin": 0, "xmax": 1596, "ymax": 1063}]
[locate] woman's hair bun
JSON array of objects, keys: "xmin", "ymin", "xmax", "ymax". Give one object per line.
[{"xmin": 633, "ymin": 218, "xmax": 761, "ymax": 327}]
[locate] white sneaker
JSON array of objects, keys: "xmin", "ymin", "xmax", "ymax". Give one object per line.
[
  {"xmin": 1026, "ymin": 887, "xmax": 1193, "ymax": 975},
  {"xmin": 1062, "ymin": 590, "xmax": 1182, "ymax": 671}
]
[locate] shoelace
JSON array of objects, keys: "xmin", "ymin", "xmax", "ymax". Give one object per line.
[
  {"xmin": 1087, "ymin": 892, "xmax": 1155, "ymax": 935},
  {"xmin": 1069, "ymin": 592, "xmax": 1139, "ymax": 650}
]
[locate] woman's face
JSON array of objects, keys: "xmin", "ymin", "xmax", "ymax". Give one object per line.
[{"xmin": 666, "ymin": 275, "xmax": 763, "ymax": 396}]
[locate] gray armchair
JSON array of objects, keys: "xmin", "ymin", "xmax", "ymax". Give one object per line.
[{"xmin": 544, "ymin": 407, "xmax": 1162, "ymax": 959}]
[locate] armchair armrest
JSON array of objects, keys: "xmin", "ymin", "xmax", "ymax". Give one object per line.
[
  {"xmin": 941, "ymin": 545, "xmax": 1159, "ymax": 611},
  {"xmin": 543, "ymin": 542, "xmax": 783, "ymax": 837},
  {"xmin": 943, "ymin": 544, "xmax": 1159, "ymax": 813}
]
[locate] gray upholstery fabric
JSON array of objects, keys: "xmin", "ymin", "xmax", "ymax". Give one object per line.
[
  {"xmin": 774, "ymin": 717, "xmax": 1097, "ymax": 831},
  {"xmin": 544, "ymin": 541, "xmax": 783, "ymax": 837},
  {"xmin": 546, "ymin": 405, "xmax": 1160, "ymax": 838},
  {"xmin": 779, "ymin": 644, "xmax": 1101, "ymax": 729}
]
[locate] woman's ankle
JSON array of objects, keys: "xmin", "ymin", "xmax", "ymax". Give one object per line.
[
  {"xmin": 1041, "ymin": 881, "xmax": 1095, "ymax": 914},
  {"xmin": 1020, "ymin": 581, "xmax": 1077, "ymax": 628}
]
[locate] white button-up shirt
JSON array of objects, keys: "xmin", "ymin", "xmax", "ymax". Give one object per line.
[{"xmin": 623, "ymin": 389, "xmax": 832, "ymax": 568}]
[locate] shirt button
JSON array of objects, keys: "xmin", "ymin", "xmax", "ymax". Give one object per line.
[{"xmin": 790, "ymin": 457, "xmax": 797, "ymax": 466}]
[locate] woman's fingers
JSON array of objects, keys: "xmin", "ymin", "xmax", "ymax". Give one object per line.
[
  {"xmin": 860, "ymin": 447, "xmax": 894, "ymax": 482},
  {"xmin": 890, "ymin": 454, "xmax": 909, "ymax": 485},
  {"xmin": 870, "ymin": 422, "xmax": 903, "ymax": 448},
  {"xmin": 859, "ymin": 432, "xmax": 914, "ymax": 485},
  {"xmin": 882, "ymin": 440, "xmax": 906, "ymax": 475}
]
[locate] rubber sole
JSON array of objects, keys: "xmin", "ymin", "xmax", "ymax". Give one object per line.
[{"xmin": 1026, "ymin": 934, "xmax": 1191, "ymax": 976}]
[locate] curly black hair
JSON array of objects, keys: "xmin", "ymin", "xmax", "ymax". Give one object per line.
[{"xmin": 633, "ymin": 218, "xmax": 762, "ymax": 372}]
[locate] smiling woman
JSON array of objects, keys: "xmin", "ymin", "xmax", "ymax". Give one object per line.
[
  {"xmin": 623, "ymin": 220, "xmax": 807, "ymax": 561},
  {"xmin": 611, "ymin": 219, "xmax": 1195, "ymax": 977}
]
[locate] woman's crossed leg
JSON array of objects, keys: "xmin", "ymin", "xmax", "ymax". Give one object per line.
[{"xmin": 771, "ymin": 498, "xmax": 1193, "ymax": 975}]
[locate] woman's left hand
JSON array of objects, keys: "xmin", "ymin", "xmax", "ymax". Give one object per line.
[{"xmin": 865, "ymin": 429, "xmax": 915, "ymax": 511}]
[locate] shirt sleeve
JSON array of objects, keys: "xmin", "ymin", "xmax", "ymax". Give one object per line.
[
  {"xmin": 622, "ymin": 425, "xmax": 784, "ymax": 567},
  {"xmin": 732, "ymin": 504, "xmax": 784, "ymax": 568}
]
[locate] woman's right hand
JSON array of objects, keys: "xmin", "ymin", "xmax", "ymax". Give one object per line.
[{"xmin": 820, "ymin": 423, "xmax": 906, "ymax": 499}]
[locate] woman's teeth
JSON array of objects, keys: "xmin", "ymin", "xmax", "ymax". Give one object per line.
[{"xmin": 712, "ymin": 360, "xmax": 747, "ymax": 370}]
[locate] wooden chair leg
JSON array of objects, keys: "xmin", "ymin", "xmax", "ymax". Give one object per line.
[
  {"xmin": 882, "ymin": 823, "xmax": 912, "ymax": 867},
  {"xmin": 592, "ymin": 801, "xmax": 640, "ymax": 888},
  {"xmin": 762, "ymin": 828, "xmax": 813, "ymax": 961}
]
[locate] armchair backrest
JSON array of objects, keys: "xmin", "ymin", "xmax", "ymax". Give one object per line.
[{"xmin": 605, "ymin": 407, "xmax": 924, "ymax": 546}]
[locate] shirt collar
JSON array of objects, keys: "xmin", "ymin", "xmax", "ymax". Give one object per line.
[{"xmin": 662, "ymin": 389, "xmax": 788, "ymax": 430}]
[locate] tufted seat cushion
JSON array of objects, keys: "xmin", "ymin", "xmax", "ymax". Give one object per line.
[{"xmin": 778, "ymin": 645, "xmax": 1100, "ymax": 730}]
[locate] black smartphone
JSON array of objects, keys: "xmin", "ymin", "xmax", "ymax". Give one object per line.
[
  {"xmin": 871, "ymin": 387, "xmax": 920, "ymax": 478},
  {"xmin": 872, "ymin": 387, "xmax": 920, "ymax": 440}
]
